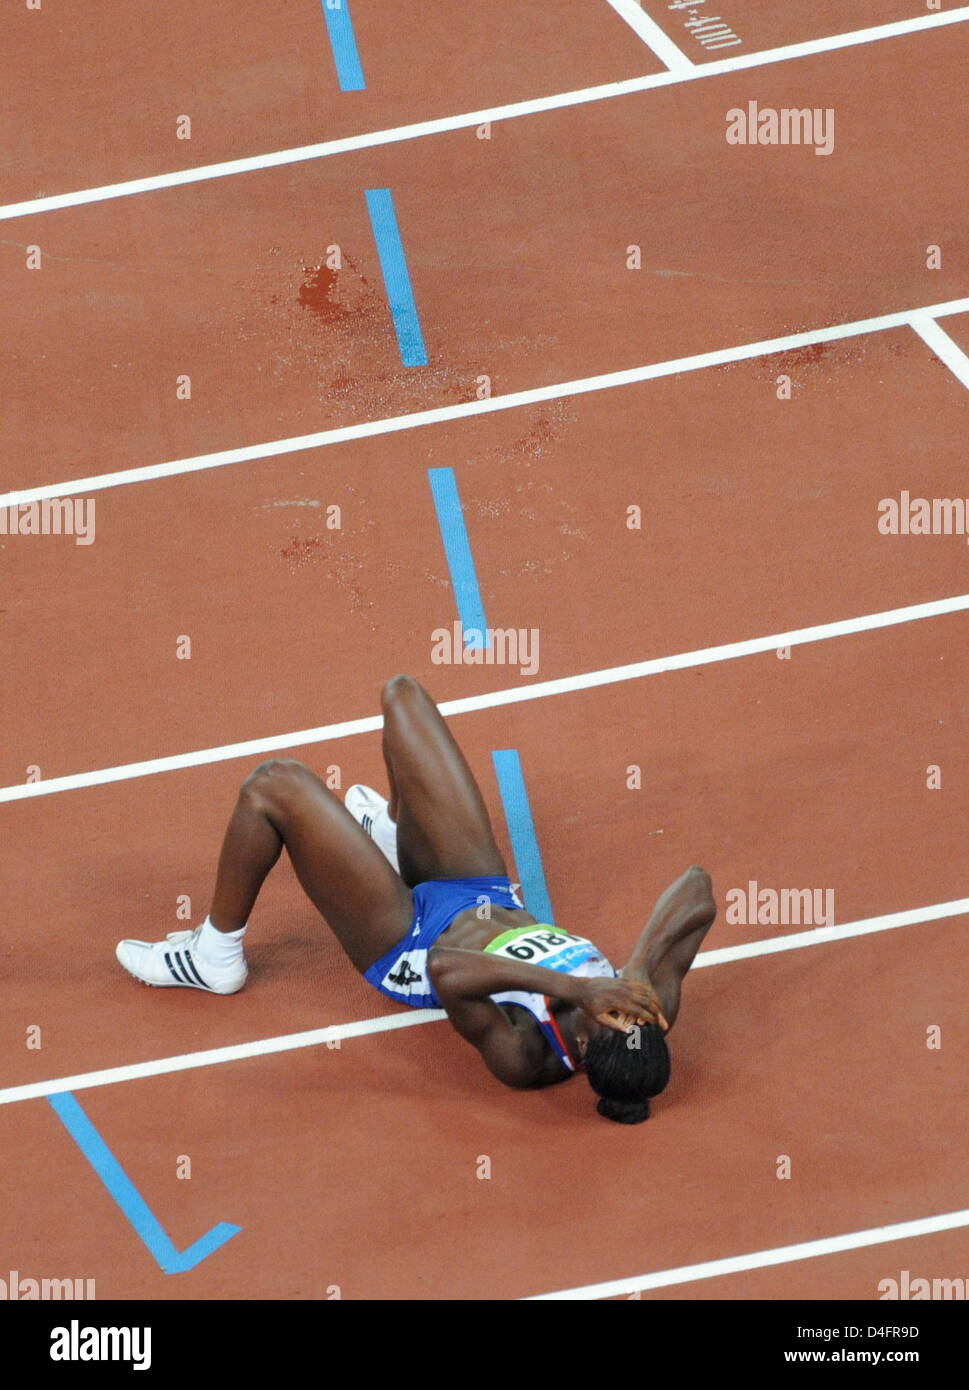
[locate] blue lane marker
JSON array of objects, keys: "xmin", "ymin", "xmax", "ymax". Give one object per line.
[
  {"xmin": 321, "ymin": 0, "xmax": 366, "ymax": 91},
  {"xmin": 492, "ymin": 749, "xmax": 555, "ymax": 924},
  {"xmin": 365, "ymin": 188, "xmax": 429, "ymax": 367},
  {"xmin": 428, "ymin": 467, "xmax": 489, "ymax": 650},
  {"xmin": 48, "ymin": 1091, "xmax": 241, "ymax": 1275}
]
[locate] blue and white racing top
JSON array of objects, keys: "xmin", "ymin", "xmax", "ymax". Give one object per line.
[{"xmin": 484, "ymin": 924, "xmax": 617, "ymax": 1072}]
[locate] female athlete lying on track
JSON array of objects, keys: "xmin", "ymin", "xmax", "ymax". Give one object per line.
[{"xmin": 116, "ymin": 676, "xmax": 717, "ymax": 1123}]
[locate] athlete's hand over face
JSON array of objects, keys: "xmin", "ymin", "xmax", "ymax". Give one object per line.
[{"xmin": 579, "ymin": 977, "xmax": 668, "ymax": 1034}]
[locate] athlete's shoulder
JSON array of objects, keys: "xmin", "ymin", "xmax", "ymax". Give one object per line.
[
  {"xmin": 479, "ymin": 1004, "xmax": 557, "ymax": 1089},
  {"xmin": 491, "ymin": 1004, "xmax": 572, "ymax": 1089}
]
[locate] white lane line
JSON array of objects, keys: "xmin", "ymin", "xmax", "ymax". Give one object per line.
[
  {"xmin": 1, "ymin": 898, "xmax": 964, "ymax": 1107},
  {"xmin": 0, "ymin": 709, "xmax": 384, "ymax": 802},
  {"xmin": 2, "ymin": 591, "xmax": 968, "ymax": 805},
  {"xmin": 604, "ymin": 0, "xmax": 695, "ymax": 72},
  {"xmin": 526, "ymin": 1206, "xmax": 969, "ymax": 1299},
  {"xmin": 5, "ymin": 294, "xmax": 969, "ymax": 508},
  {"xmin": 1, "ymin": 7, "xmax": 967, "ymax": 223},
  {"xmin": 695, "ymin": 896, "xmax": 969, "ymax": 968},
  {"xmin": 909, "ymin": 313, "xmax": 969, "ymax": 391},
  {"xmin": 0, "ymin": 1010, "xmax": 444, "ymax": 1108}
]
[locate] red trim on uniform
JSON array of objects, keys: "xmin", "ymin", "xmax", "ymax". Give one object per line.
[{"xmin": 543, "ymin": 996, "xmax": 580, "ymax": 1072}]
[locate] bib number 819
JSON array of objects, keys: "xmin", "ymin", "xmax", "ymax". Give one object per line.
[{"xmin": 505, "ymin": 930, "xmax": 581, "ymax": 960}]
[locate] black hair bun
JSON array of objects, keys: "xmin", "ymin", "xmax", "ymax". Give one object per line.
[{"xmin": 596, "ymin": 1096, "xmax": 651, "ymax": 1124}]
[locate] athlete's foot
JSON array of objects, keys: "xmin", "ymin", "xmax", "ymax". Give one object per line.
[
  {"xmin": 115, "ymin": 927, "xmax": 248, "ymax": 995},
  {"xmin": 345, "ymin": 784, "xmax": 400, "ymax": 872}
]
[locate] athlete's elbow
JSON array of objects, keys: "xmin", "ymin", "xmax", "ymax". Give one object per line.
[{"xmin": 688, "ymin": 865, "xmax": 715, "ymax": 902}]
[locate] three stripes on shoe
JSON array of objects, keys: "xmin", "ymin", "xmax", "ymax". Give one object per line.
[{"xmin": 163, "ymin": 946, "xmax": 212, "ymax": 989}]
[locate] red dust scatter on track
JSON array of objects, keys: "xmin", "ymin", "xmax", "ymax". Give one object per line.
[
  {"xmin": 298, "ymin": 260, "xmax": 359, "ymax": 324},
  {"xmin": 2, "ymin": 330, "xmax": 968, "ymax": 781},
  {"xmin": 638, "ymin": 0, "xmax": 956, "ymax": 64},
  {"xmin": 4, "ymin": 23, "xmax": 969, "ymax": 489},
  {"xmin": 0, "ymin": 613, "xmax": 967, "ymax": 1091},
  {"xmin": 0, "ymin": 916, "xmax": 965, "ymax": 1299},
  {"xmin": 0, "ymin": 0, "xmax": 664, "ymax": 205}
]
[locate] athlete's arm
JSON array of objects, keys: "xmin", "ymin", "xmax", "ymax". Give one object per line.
[
  {"xmin": 427, "ymin": 948, "xmax": 655, "ymax": 1087},
  {"xmin": 620, "ymin": 866, "xmax": 717, "ymax": 1027}
]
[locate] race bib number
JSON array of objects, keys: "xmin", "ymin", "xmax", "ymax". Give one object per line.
[{"xmin": 486, "ymin": 927, "xmax": 587, "ymax": 963}]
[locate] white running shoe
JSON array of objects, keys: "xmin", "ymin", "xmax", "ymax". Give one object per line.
[
  {"xmin": 115, "ymin": 927, "xmax": 247, "ymax": 995},
  {"xmin": 345, "ymin": 784, "xmax": 400, "ymax": 872}
]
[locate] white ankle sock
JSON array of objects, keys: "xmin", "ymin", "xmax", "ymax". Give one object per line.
[{"xmin": 197, "ymin": 916, "xmax": 247, "ymax": 969}]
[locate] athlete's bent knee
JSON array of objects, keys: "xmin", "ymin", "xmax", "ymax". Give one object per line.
[
  {"xmin": 241, "ymin": 758, "xmax": 311, "ymax": 808},
  {"xmin": 381, "ymin": 674, "xmax": 423, "ymax": 709}
]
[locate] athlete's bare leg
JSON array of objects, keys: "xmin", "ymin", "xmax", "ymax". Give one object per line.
[
  {"xmin": 379, "ymin": 675, "xmax": 508, "ymax": 887},
  {"xmin": 208, "ymin": 758, "xmax": 414, "ymax": 973}
]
